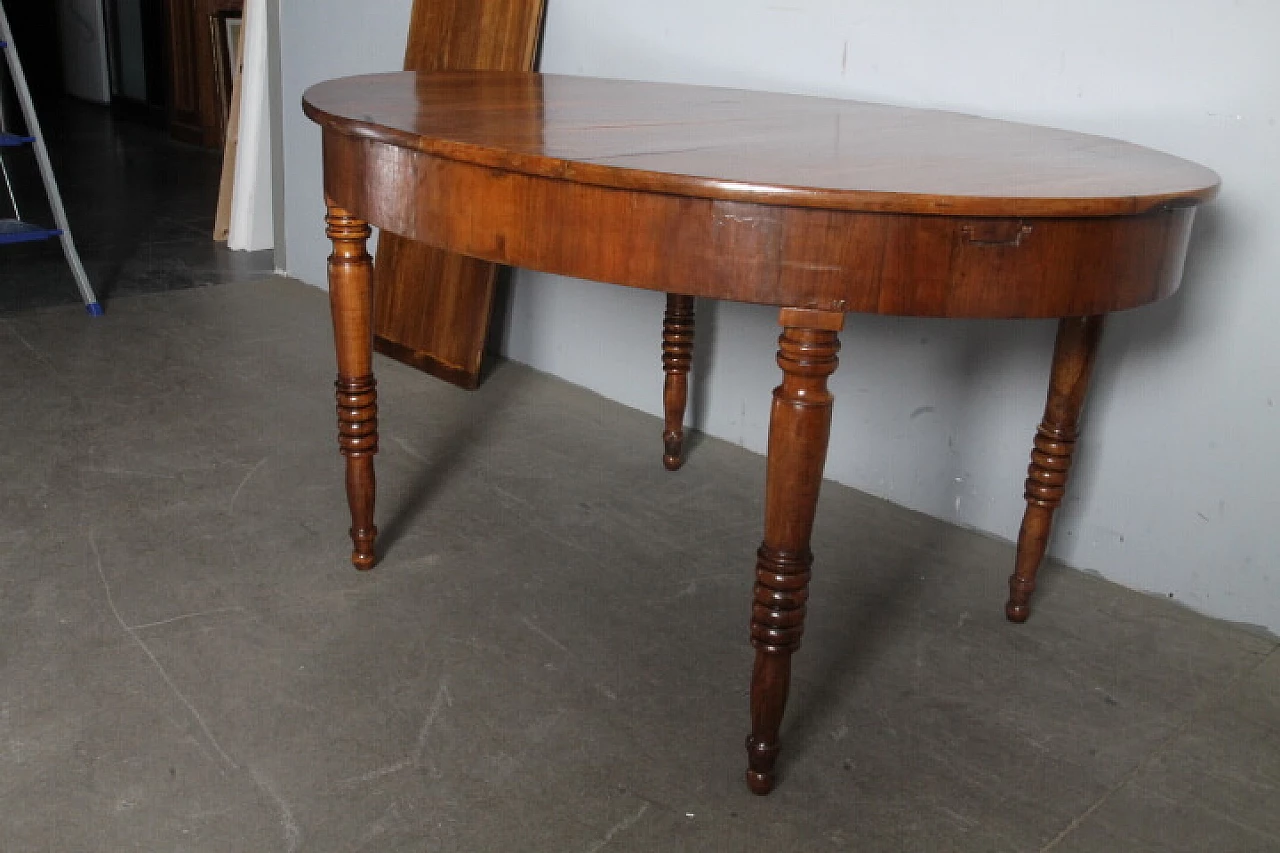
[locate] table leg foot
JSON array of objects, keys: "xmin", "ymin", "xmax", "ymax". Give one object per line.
[
  {"xmin": 1006, "ymin": 315, "xmax": 1104, "ymax": 622},
  {"xmin": 661, "ymin": 294, "xmax": 695, "ymax": 471},
  {"xmin": 337, "ymin": 375, "xmax": 378, "ymax": 570},
  {"xmin": 746, "ymin": 732, "xmax": 781, "ymax": 795},
  {"xmin": 326, "ymin": 200, "xmax": 379, "ymax": 571},
  {"xmin": 744, "ymin": 307, "xmax": 842, "ymax": 794}
]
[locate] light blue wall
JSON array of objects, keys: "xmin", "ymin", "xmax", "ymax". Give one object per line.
[
  {"xmin": 279, "ymin": 0, "xmax": 414, "ymax": 282},
  {"xmin": 279, "ymin": 0, "xmax": 1280, "ymax": 633}
]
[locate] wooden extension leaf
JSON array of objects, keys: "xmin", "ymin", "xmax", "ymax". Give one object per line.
[{"xmin": 372, "ymin": 0, "xmax": 546, "ymax": 389}]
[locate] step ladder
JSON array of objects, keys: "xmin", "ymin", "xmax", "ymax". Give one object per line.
[{"xmin": 0, "ymin": 1, "xmax": 102, "ymax": 315}]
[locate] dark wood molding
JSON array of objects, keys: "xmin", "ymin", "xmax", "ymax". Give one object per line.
[{"xmin": 164, "ymin": 0, "xmax": 242, "ymax": 148}]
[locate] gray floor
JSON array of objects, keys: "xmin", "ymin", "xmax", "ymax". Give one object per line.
[{"xmin": 1, "ymin": 278, "xmax": 1277, "ymax": 852}]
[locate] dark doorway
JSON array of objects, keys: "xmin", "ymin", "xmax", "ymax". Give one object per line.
[
  {"xmin": 0, "ymin": 2, "xmax": 271, "ymax": 313},
  {"xmin": 104, "ymin": 0, "xmax": 169, "ymax": 124}
]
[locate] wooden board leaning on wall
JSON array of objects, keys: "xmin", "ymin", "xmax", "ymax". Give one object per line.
[{"xmin": 372, "ymin": 0, "xmax": 547, "ymax": 388}]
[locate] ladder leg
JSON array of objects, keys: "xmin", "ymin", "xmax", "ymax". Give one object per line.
[
  {"xmin": 0, "ymin": 3, "xmax": 102, "ymax": 314},
  {"xmin": 0, "ymin": 153, "xmax": 19, "ymax": 219},
  {"xmin": 59, "ymin": 233, "xmax": 102, "ymax": 315}
]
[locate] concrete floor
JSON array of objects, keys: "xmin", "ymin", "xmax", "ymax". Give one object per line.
[{"xmin": 0, "ymin": 277, "xmax": 1277, "ymax": 851}]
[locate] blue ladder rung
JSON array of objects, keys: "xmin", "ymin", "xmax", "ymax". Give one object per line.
[
  {"xmin": 0, "ymin": 131, "xmax": 34, "ymax": 146},
  {"xmin": 0, "ymin": 218, "xmax": 62, "ymax": 245}
]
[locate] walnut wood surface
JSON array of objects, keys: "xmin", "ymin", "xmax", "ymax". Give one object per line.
[
  {"xmin": 747, "ymin": 307, "xmax": 844, "ymax": 795},
  {"xmin": 306, "ymin": 71, "xmax": 1217, "ymax": 793},
  {"xmin": 326, "ymin": 202, "xmax": 379, "ymax": 570},
  {"xmin": 165, "ymin": 0, "xmax": 243, "ymax": 148},
  {"xmin": 306, "ymin": 72, "xmax": 1217, "ymax": 217},
  {"xmin": 372, "ymin": 1, "xmax": 546, "ymax": 389},
  {"xmin": 307, "ymin": 72, "xmax": 1215, "ymax": 319},
  {"xmin": 661, "ymin": 294, "xmax": 695, "ymax": 470},
  {"xmin": 1006, "ymin": 316, "xmax": 1105, "ymax": 622}
]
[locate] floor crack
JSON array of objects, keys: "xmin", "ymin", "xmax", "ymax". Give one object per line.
[{"xmin": 88, "ymin": 531, "xmax": 240, "ymax": 771}]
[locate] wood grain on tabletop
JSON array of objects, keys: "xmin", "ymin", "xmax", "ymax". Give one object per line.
[{"xmin": 305, "ymin": 71, "xmax": 1219, "ymax": 217}]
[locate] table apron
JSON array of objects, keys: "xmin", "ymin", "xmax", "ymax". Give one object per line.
[{"xmin": 323, "ymin": 129, "xmax": 1196, "ymax": 319}]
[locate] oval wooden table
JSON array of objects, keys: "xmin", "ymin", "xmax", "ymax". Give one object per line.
[{"xmin": 303, "ymin": 71, "xmax": 1219, "ymax": 795}]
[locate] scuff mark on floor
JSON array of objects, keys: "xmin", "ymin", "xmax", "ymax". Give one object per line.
[
  {"xmin": 229, "ymin": 457, "xmax": 269, "ymax": 513},
  {"xmin": 584, "ymin": 802, "xmax": 649, "ymax": 853},
  {"xmin": 339, "ymin": 678, "xmax": 453, "ymax": 787},
  {"xmin": 88, "ymin": 531, "xmax": 239, "ymax": 771},
  {"xmin": 250, "ymin": 767, "xmax": 301, "ymax": 853}
]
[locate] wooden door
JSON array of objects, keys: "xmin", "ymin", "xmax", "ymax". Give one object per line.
[
  {"xmin": 372, "ymin": 0, "xmax": 546, "ymax": 388},
  {"xmin": 164, "ymin": 0, "xmax": 241, "ymax": 147}
]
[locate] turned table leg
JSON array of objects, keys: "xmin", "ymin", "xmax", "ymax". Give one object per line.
[
  {"xmin": 745, "ymin": 307, "xmax": 843, "ymax": 795},
  {"xmin": 1006, "ymin": 316, "xmax": 1105, "ymax": 622},
  {"xmin": 326, "ymin": 200, "xmax": 379, "ymax": 570},
  {"xmin": 661, "ymin": 294, "xmax": 695, "ymax": 471}
]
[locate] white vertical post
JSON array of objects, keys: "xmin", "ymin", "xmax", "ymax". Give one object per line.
[{"xmin": 227, "ymin": 0, "xmax": 274, "ymax": 252}]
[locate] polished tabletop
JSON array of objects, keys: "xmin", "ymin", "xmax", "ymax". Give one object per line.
[
  {"xmin": 303, "ymin": 71, "xmax": 1219, "ymax": 217},
  {"xmin": 305, "ymin": 72, "xmax": 1218, "ymax": 318}
]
